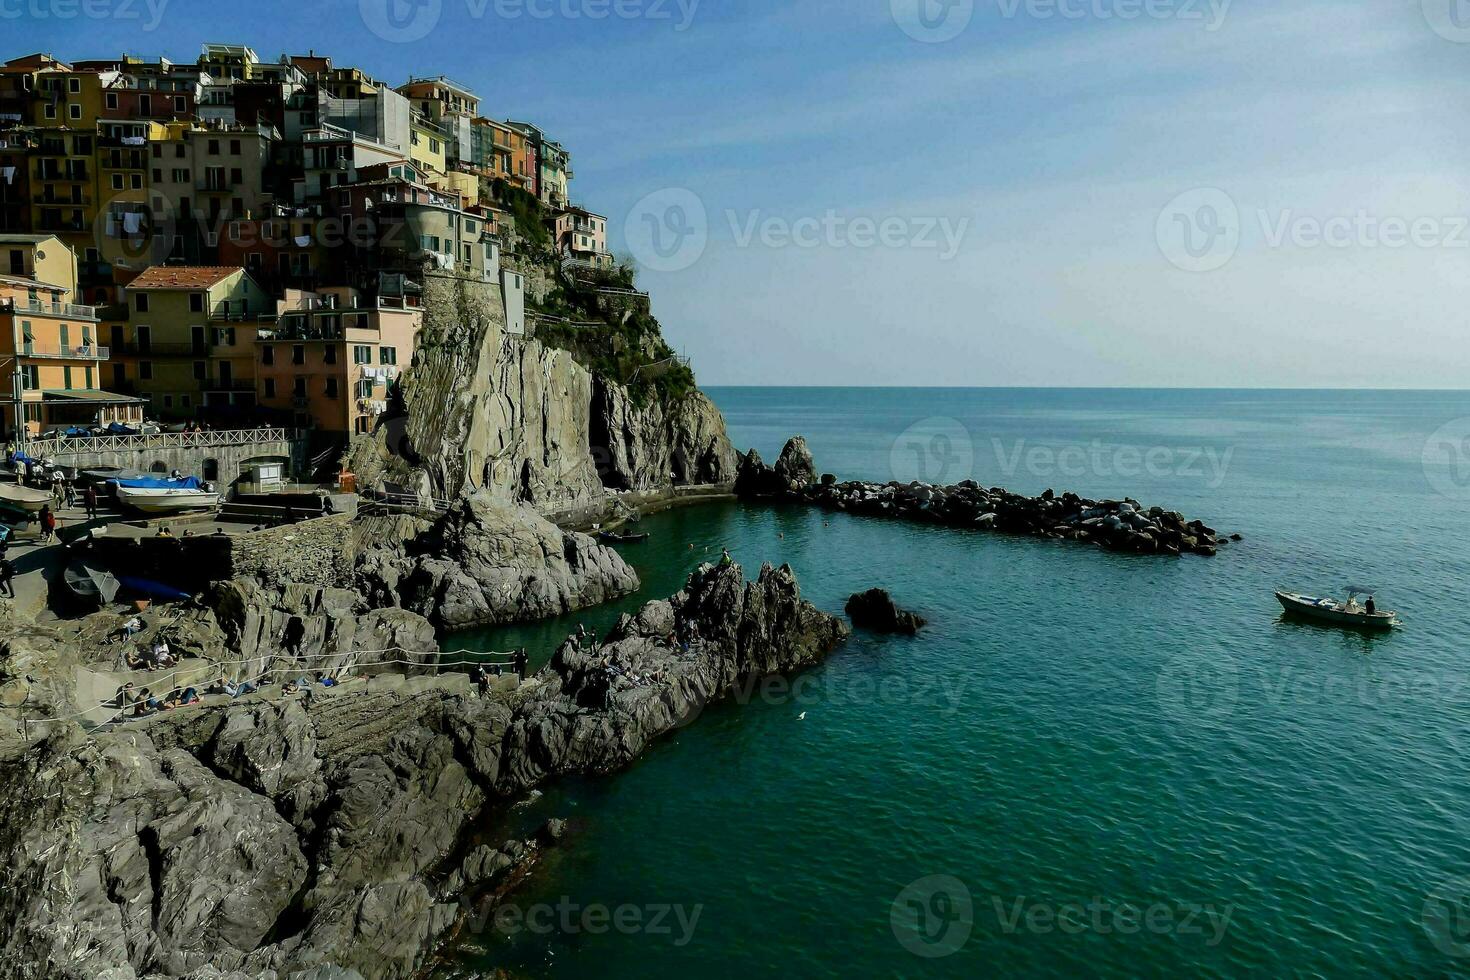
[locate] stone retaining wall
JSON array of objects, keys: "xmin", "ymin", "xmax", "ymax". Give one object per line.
[{"xmin": 228, "ymin": 513, "xmax": 355, "ymax": 589}]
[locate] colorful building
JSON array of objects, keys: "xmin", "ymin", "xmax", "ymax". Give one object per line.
[
  {"xmin": 116, "ymin": 265, "xmax": 271, "ymax": 420},
  {"xmin": 255, "ymin": 283, "xmax": 420, "ymax": 433},
  {"xmin": 0, "ymin": 273, "xmax": 142, "ymax": 437},
  {"xmin": 555, "ymin": 206, "xmax": 610, "ymax": 268}
]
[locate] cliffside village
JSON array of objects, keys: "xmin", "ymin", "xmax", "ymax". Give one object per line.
[{"xmin": 0, "ymin": 43, "xmax": 613, "ymax": 442}]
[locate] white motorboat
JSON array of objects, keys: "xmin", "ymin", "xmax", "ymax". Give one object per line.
[
  {"xmin": 115, "ymin": 485, "xmax": 221, "ymax": 514},
  {"xmin": 1275, "ymin": 589, "xmax": 1398, "ymax": 630},
  {"xmin": 0, "ymin": 482, "xmax": 55, "ymax": 513}
]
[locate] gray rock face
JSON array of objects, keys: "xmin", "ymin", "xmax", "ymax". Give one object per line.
[
  {"xmin": 362, "ymin": 493, "xmax": 640, "ymax": 631},
  {"xmin": 498, "ymin": 561, "xmax": 850, "ymax": 788},
  {"xmin": 591, "ymin": 379, "xmax": 737, "ymax": 490},
  {"xmin": 0, "ymin": 563, "xmax": 846, "ymax": 980},
  {"xmin": 774, "ymin": 436, "xmax": 816, "ymax": 492},
  {"xmin": 353, "ymin": 275, "xmax": 736, "ymax": 508}
]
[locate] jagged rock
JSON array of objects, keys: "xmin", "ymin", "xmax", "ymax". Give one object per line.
[
  {"xmin": 498, "ymin": 561, "xmax": 849, "ymax": 788},
  {"xmin": 369, "ymin": 493, "xmax": 640, "ymax": 630},
  {"xmin": 845, "ymin": 589, "xmax": 927, "ymax": 635},
  {"xmin": 538, "ymin": 818, "xmax": 569, "ymax": 844},
  {"xmin": 0, "ymin": 562, "xmax": 846, "ymax": 980},
  {"xmin": 774, "ymin": 437, "xmax": 816, "ymax": 492},
  {"xmin": 351, "ymin": 275, "xmax": 736, "ymax": 507}
]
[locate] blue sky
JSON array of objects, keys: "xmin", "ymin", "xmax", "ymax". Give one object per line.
[{"xmin": 8, "ymin": 0, "xmax": 1470, "ymax": 386}]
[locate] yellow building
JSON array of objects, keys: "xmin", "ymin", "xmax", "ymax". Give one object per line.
[
  {"xmin": 117, "ymin": 265, "xmax": 271, "ymax": 420},
  {"xmin": 0, "ymin": 234, "xmax": 77, "ymax": 299},
  {"xmin": 409, "ymin": 116, "xmax": 447, "ymax": 176},
  {"xmin": 0, "ymin": 274, "xmax": 141, "ymax": 437},
  {"xmin": 198, "ymin": 43, "xmax": 259, "ymax": 82}
]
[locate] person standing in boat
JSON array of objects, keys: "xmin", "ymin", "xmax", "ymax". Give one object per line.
[{"xmin": 1366, "ymin": 596, "xmax": 1376, "ymax": 615}]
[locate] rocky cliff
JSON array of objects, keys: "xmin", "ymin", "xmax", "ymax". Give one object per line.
[
  {"xmin": 351, "ymin": 273, "xmax": 736, "ymax": 509},
  {"xmin": 0, "ymin": 563, "xmax": 847, "ymax": 980}
]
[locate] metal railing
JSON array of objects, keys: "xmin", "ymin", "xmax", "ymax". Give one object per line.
[
  {"xmin": 21, "ymin": 344, "xmax": 109, "ymax": 361},
  {"xmin": 0, "ymin": 298, "xmax": 100, "ymax": 320},
  {"xmin": 24, "ymin": 426, "xmax": 300, "ymax": 457}
]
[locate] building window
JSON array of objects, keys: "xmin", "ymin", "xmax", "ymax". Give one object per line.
[
  {"xmin": 230, "ymin": 139, "xmax": 241, "ymax": 154},
  {"xmin": 203, "ymin": 458, "xmax": 219, "ymax": 480},
  {"xmin": 356, "ymin": 378, "xmax": 373, "ymax": 399},
  {"xmin": 139, "ymin": 361, "xmax": 153, "ymax": 380},
  {"xmin": 324, "ymin": 378, "xmax": 339, "ymax": 398},
  {"xmin": 134, "ymin": 292, "xmax": 149, "ymax": 313},
  {"xmin": 353, "ymin": 345, "xmax": 371, "ymax": 364},
  {"xmin": 68, "ymin": 78, "xmax": 81, "ymax": 94},
  {"xmin": 193, "ymin": 361, "xmax": 206, "ymax": 381},
  {"xmin": 261, "ymin": 345, "xmax": 274, "ymax": 366},
  {"xmin": 106, "ymin": 92, "xmax": 118, "ymax": 109},
  {"xmin": 208, "ymin": 139, "xmax": 220, "ymax": 155},
  {"xmin": 63, "ymin": 366, "xmax": 72, "ymax": 389},
  {"xmin": 152, "ymin": 143, "xmax": 161, "ymax": 158},
  {"xmin": 21, "ymin": 366, "xmax": 38, "ymax": 390},
  {"xmin": 293, "ymin": 377, "xmax": 306, "ymax": 397},
  {"xmin": 69, "ymin": 104, "xmax": 81, "ymax": 120},
  {"xmin": 379, "ymin": 347, "xmax": 397, "ymax": 365},
  {"xmin": 84, "ymin": 367, "xmax": 93, "ymax": 389},
  {"xmin": 190, "ymin": 293, "xmax": 204, "ymax": 313},
  {"xmin": 112, "ymin": 174, "xmax": 124, "ymax": 190},
  {"xmin": 173, "ymin": 96, "xmax": 185, "ymax": 112},
  {"xmin": 323, "ymin": 345, "xmax": 337, "ymax": 365},
  {"xmin": 181, "ymin": 395, "xmax": 191, "ymax": 407},
  {"xmin": 292, "ymin": 344, "xmax": 305, "ymax": 366},
  {"xmin": 162, "ymin": 395, "xmax": 173, "ymax": 408},
  {"xmin": 264, "ymin": 378, "xmax": 276, "ymax": 397}
]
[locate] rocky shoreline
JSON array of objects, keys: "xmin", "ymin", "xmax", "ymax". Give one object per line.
[
  {"xmin": 0, "ymin": 562, "xmax": 846, "ymax": 980},
  {"xmin": 737, "ymin": 437, "xmax": 1236, "ymax": 557}
]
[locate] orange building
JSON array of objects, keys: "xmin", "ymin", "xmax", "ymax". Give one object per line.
[
  {"xmin": 0, "ymin": 273, "xmax": 142, "ymax": 437},
  {"xmin": 255, "ymin": 283, "xmax": 421, "ymax": 434}
]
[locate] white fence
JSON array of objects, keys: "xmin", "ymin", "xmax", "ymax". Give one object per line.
[{"xmin": 24, "ymin": 427, "xmax": 300, "ymax": 459}]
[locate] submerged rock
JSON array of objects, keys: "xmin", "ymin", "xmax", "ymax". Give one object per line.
[{"xmin": 845, "ymin": 589, "xmax": 927, "ymax": 635}]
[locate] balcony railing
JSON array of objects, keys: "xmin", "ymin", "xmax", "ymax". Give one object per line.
[
  {"xmin": 0, "ymin": 299, "xmax": 100, "ymax": 320},
  {"xmin": 21, "ymin": 343, "xmax": 109, "ymax": 361}
]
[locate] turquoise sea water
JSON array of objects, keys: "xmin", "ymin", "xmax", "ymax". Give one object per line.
[{"xmin": 439, "ymin": 388, "xmax": 1470, "ymax": 978}]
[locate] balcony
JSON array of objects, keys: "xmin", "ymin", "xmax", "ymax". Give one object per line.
[
  {"xmin": 35, "ymin": 167, "xmax": 89, "ymax": 182},
  {"xmin": 20, "ymin": 343, "xmax": 109, "ymax": 361},
  {"xmin": 0, "ymin": 298, "xmax": 100, "ymax": 320},
  {"xmin": 33, "ymin": 191, "xmax": 90, "ymax": 206},
  {"xmin": 203, "ymin": 379, "xmax": 255, "ymax": 392},
  {"xmin": 196, "ymin": 177, "xmax": 235, "ymax": 194}
]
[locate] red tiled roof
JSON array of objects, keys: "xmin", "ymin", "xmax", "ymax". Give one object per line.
[{"xmin": 127, "ymin": 266, "xmax": 240, "ymax": 290}]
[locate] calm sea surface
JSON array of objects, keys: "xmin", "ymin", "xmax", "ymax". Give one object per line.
[{"xmin": 439, "ymin": 388, "xmax": 1470, "ymax": 978}]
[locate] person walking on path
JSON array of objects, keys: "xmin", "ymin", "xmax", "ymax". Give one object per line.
[
  {"xmin": 514, "ymin": 648, "xmax": 529, "ymax": 680},
  {"xmin": 84, "ymin": 485, "xmax": 98, "ymax": 519},
  {"xmin": 0, "ymin": 557, "xmax": 16, "ymax": 598},
  {"xmin": 38, "ymin": 505, "xmax": 56, "ymax": 543}
]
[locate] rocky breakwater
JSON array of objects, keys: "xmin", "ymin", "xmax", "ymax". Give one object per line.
[
  {"xmin": 739, "ymin": 437, "xmax": 1234, "ymax": 557},
  {"xmin": 356, "ymin": 491, "xmax": 640, "ymax": 631},
  {"xmin": 0, "ymin": 563, "xmax": 846, "ymax": 980}
]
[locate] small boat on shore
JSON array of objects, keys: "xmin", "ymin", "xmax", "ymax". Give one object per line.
[
  {"xmin": 65, "ymin": 560, "xmax": 120, "ymax": 604},
  {"xmin": 598, "ymin": 530, "xmax": 649, "ymax": 544},
  {"xmin": 1276, "ymin": 589, "xmax": 1398, "ymax": 629},
  {"xmin": 0, "ymin": 482, "xmax": 54, "ymax": 513},
  {"xmin": 116, "ymin": 485, "xmax": 221, "ymax": 513}
]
